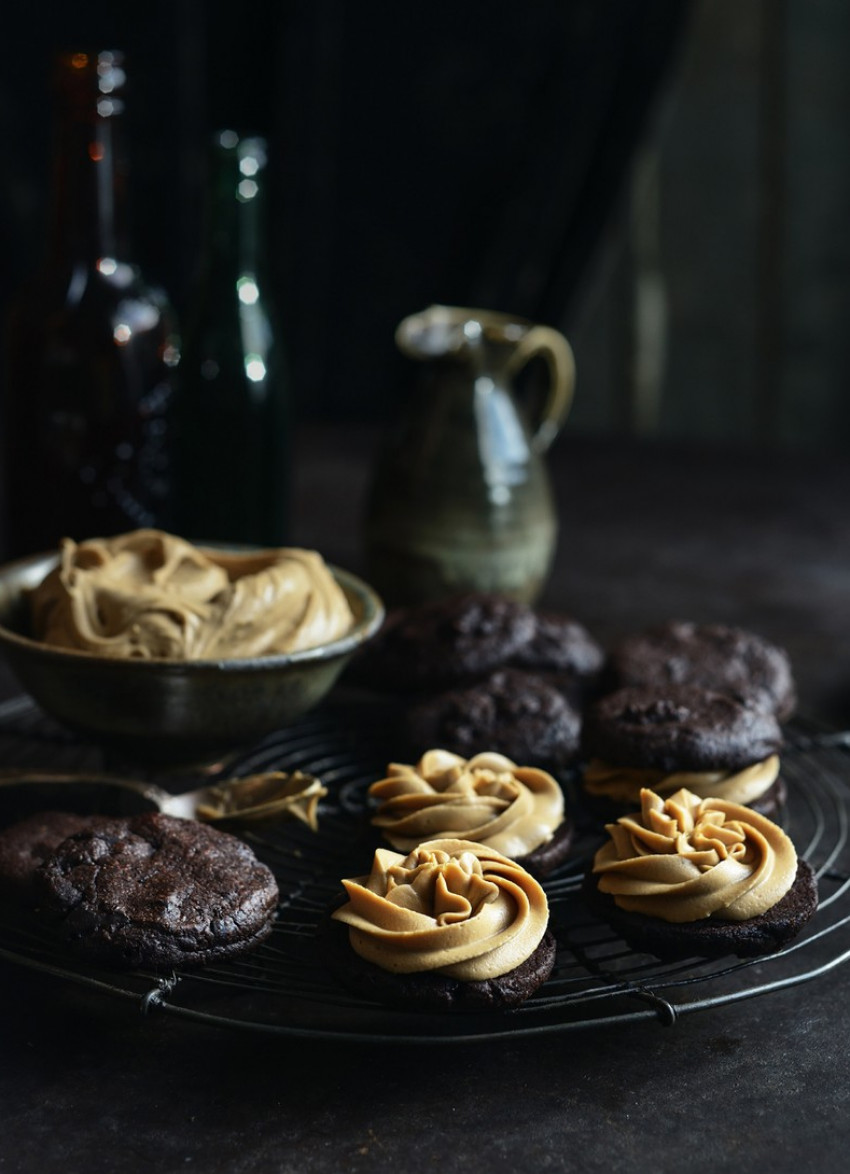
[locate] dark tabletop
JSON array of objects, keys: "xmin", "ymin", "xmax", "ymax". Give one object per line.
[{"xmin": 2, "ymin": 427, "xmax": 850, "ymax": 1173}]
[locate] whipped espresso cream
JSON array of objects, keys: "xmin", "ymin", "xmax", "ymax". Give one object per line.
[
  {"xmin": 29, "ymin": 529, "xmax": 354, "ymax": 660},
  {"xmin": 592, "ymin": 786, "xmax": 798, "ymax": 923},
  {"xmin": 583, "ymin": 755, "xmax": 780, "ymax": 808},
  {"xmin": 332, "ymin": 838, "xmax": 550, "ymax": 979},
  {"xmin": 369, "ymin": 749, "xmax": 564, "ymax": 858}
]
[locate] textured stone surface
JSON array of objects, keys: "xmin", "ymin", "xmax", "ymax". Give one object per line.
[{"xmin": 0, "ymin": 955, "xmax": 846, "ymax": 1174}]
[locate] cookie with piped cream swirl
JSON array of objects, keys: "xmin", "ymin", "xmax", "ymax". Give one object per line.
[
  {"xmin": 369, "ymin": 749, "xmax": 572, "ymax": 877},
  {"xmin": 583, "ymin": 787, "xmax": 817, "ymax": 958},
  {"xmin": 321, "ymin": 838, "xmax": 556, "ymax": 1010}
]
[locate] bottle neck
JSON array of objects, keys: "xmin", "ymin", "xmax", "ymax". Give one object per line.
[
  {"xmin": 48, "ymin": 52, "xmax": 131, "ymax": 267},
  {"xmin": 203, "ymin": 134, "xmax": 269, "ymax": 281}
]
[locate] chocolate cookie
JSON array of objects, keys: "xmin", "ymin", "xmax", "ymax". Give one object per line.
[
  {"xmin": 580, "ymin": 685, "xmax": 787, "ymax": 819},
  {"xmin": 345, "ymin": 593, "xmax": 537, "ymax": 694},
  {"xmin": 406, "ymin": 668, "xmax": 582, "ymax": 769},
  {"xmin": 323, "ymin": 838, "xmax": 556, "ymax": 1011},
  {"xmin": 36, "ymin": 812, "xmax": 279, "ymax": 970},
  {"xmin": 606, "ymin": 621, "xmax": 796, "ymax": 721},
  {"xmin": 744, "ymin": 774, "xmax": 788, "ymax": 819},
  {"xmin": 515, "ymin": 821, "xmax": 574, "ymax": 879},
  {"xmin": 507, "ymin": 612, "xmax": 604, "ymax": 699},
  {"xmin": 582, "ymin": 859, "xmax": 818, "ymax": 960},
  {"xmin": 0, "ymin": 811, "xmax": 109, "ymax": 906},
  {"xmin": 320, "ymin": 911, "xmax": 557, "ymax": 1012},
  {"xmin": 582, "ymin": 685, "xmax": 783, "ymax": 774}
]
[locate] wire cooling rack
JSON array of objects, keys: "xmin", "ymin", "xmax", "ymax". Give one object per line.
[{"xmin": 0, "ymin": 693, "xmax": 849, "ymax": 1045}]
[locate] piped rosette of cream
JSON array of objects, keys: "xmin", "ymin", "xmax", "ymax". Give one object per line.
[
  {"xmin": 367, "ymin": 749, "xmax": 573, "ymax": 878},
  {"xmin": 321, "ymin": 838, "xmax": 557, "ymax": 1010},
  {"xmin": 583, "ymin": 787, "xmax": 818, "ymax": 959},
  {"xmin": 580, "ymin": 685, "xmax": 787, "ymax": 820}
]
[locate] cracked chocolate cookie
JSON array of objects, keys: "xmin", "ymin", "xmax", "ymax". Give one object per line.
[
  {"xmin": 507, "ymin": 611, "xmax": 604, "ymax": 700},
  {"xmin": 606, "ymin": 620, "xmax": 796, "ymax": 721},
  {"xmin": 36, "ymin": 812, "xmax": 279, "ymax": 970},
  {"xmin": 406, "ymin": 668, "xmax": 582, "ymax": 770},
  {"xmin": 345, "ymin": 593, "xmax": 538, "ymax": 693},
  {"xmin": 0, "ymin": 811, "xmax": 110, "ymax": 906},
  {"xmin": 580, "ymin": 684, "xmax": 786, "ymax": 818}
]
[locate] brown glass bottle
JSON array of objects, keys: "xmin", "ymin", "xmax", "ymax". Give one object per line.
[{"xmin": 1, "ymin": 50, "xmax": 180, "ymax": 558}]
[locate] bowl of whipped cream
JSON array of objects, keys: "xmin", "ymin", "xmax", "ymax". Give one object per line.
[{"xmin": 0, "ymin": 529, "xmax": 384, "ymax": 765}]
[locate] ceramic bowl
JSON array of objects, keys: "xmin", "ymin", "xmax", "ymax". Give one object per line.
[{"xmin": 0, "ymin": 550, "xmax": 384, "ymax": 766}]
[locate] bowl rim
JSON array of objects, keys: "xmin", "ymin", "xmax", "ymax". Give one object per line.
[{"xmin": 0, "ymin": 550, "xmax": 385, "ymax": 673}]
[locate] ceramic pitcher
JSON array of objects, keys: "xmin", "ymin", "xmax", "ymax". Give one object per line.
[{"xmin": 363, "ymin": 304, "xmax": 575, "ymax": 606}]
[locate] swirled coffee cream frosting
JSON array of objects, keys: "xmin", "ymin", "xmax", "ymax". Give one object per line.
[
  {"xmin": 369, "ymin": 749, "xmax": 566, "ymax": 866},
  {"xmin": 583, "ymin": 755, "xmax": 780, "ymax": 810},
  {"xmin": 586, "ymin": 785, "xmax": 817, "ymax": 960},
  {"xmin": 29, "ymin": 529, "xmax": 354, "ymax": 659},
  {"xmin": 593, "ymin": 787, "xmax": 797, "ymax": 923},
  {"xmin": 328, "ymin": 839, "xmax": 554, "ymax": 1008}
]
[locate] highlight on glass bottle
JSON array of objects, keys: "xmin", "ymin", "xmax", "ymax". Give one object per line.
[
  {"xmin": 1, "ymin": 50, "xmax": 181, "ymax": 560},
  {"xmin": 174, "ymin": 129, "xmax": 289, "ymax": 548}
]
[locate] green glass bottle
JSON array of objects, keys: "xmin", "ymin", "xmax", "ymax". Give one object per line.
[{"xmin": 176, "ymin": 131, "xmax": 289, "ymax": 547}]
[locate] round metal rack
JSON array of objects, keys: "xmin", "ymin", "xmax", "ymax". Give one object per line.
[{"xmin": 0, "ymin": 694, "xmax": 848, "ymax": 1045}]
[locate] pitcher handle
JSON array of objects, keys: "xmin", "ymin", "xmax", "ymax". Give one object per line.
[{"xmin": 506, "ymin": 324, "xmax": 575, "ymax": 453}]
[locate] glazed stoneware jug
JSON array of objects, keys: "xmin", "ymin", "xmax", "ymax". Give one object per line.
[{"xmin": 364, "ymin": 304, "xmax": 575, "ymax": 606}]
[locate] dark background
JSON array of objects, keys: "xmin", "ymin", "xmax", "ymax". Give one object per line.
[
  {"xmin": 0, "ymin": 0, "xmax": 689, "ymax": 425},
  {"xmin": 2, "ymin": 15, "xmax": 850, "ymax": 1165},
  {"xmin": 3, "ymin": 1, "xmax": 849, "ymax": 446}
]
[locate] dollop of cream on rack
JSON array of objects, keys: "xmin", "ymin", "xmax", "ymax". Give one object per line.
[
  {"xmin": 29, "ymin": 529, "xmax": 354, "ymax": 659},
  {"xmin": 332, "ymin": 838, "xmax": 550, "ymax": 979},
  {"xmin": 592, "ymin": 787, "xmax": 798, "ymax": 923},
  {"xmin": 369, "ymin": 749, "xmax": 564, "ymax": 858}
]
